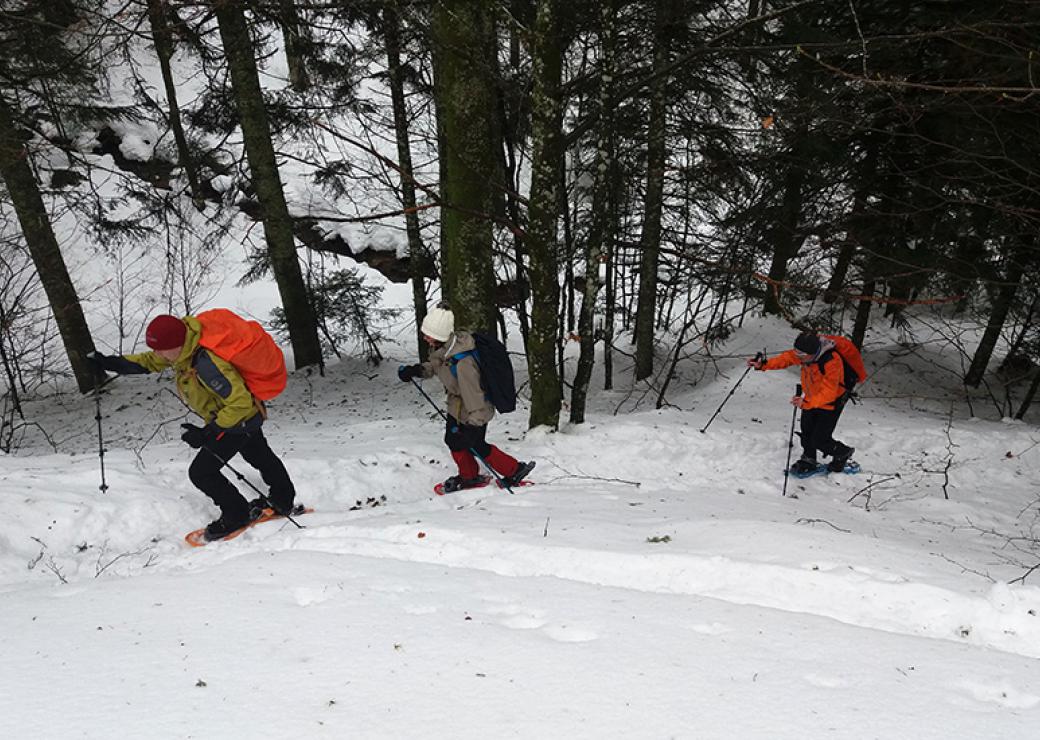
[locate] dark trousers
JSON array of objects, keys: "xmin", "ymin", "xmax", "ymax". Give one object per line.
[
  {"xmin": 187, "ymin": 429, "xmax": 295, "ymax": 520},
  {"xmin": 443, "ymin": 415, "xmax": 518, "ymax": 479},
  {"xmin": 800, "ymin": 401, "xmax": 851, "ymax": 460},
  {"xmin": 444, "ymin": 415, "xmax": 492, "ymax": 457}
]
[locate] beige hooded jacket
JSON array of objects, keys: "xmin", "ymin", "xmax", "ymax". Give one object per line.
[{"xmin": 420, "ymin": 331, "xmax": 494, "ymax": 426}]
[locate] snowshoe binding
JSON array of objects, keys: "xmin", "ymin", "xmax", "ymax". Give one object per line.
[
  {"xmin": 788, "ymin": 460, "xmax": 861, "ymax": 479},
  {"xmin": 203, "ymin": 512, "xmax": 252, "ymax": 542},
  {"xmin": 439, "ymin": 475, "xmax": 490, "ymax": 494},
  {"xmin": 248, "ymin": 497, "xmax": 303, "ymax": 520},
  {"xmin": 499, "ymin": 460, "xmax": 536, "ymax": 488}
]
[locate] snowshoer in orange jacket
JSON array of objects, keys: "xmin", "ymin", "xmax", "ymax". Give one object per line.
[
  {"xmin": 88, "ymin": 313, "xmax": 298, "ymax": 541},
  {"xmin": 749, "ymin": 332, "xmax": 861, "ymax": 474}
]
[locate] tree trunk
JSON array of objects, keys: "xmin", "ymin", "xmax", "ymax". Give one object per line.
[
  {"xmin": 213, "ymin": 1, "xmax": 321, "ymax": 369},
  {"xmin": 0, "ymin": 96, "xmax": 99, "ymax": 393},
  {"xmin": 633, "ymin": 0, "xmax": 675, "ymax": 380},
  {"xmin": 824, "ymin": 143, "xmax": 877, "ymax": 304},
  {"xmin": 430, "ymin": 0, "xmax": 499, "ymax": 332},
  {"xmin": 603, "ymin": 190, "xmax": 617, "ymax": 391},
  {"xmin": 1015, "ymin": 369, "xmax": 1040, "ymax": 420},
  {"xmin": 499, "ymin": 4, "xmax": 531, "ymax": 346},
  {"xmin": 147, "ymin": 0, "xmax": 203, "ymax": 209},
  {"xmin": 571, "ymin": 0, "xmax": 617, "ymax": 424},
  {"xmin": 744, "ymin": 0, "xmax": 763, "ymax": 82},
  {"xmin": 524, "ymin": 0, "xmax": 563, "ymax": 429},
  {"xmin": 851, "ymin": 277, "xmax": 874, "ymax": 350},
  {"xmin": 823, "ymin": 195, "xmax": 866, "ymax": 305},
  {"xmin": 822, "ymin": 233, "xmax": 857, "ymax": 305},
  {"xmin": 278, "ymin": 0, "xmax": 311, "ymax": 92},
  {"xmin": 383, "ymin": 2, "xmax": 428, "ymax": 360},
  {"xmin": 763, "ymin": 132, "xmax": 808, "ymax": 316},
  {"xmin": 964, "ymin": 247, "xmax": 1027, "ymax": 387}
]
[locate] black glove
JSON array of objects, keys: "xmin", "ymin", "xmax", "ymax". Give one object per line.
[
  {"xmin": 86, "ymin": 351, "xmax": 110, "ymax": 372},
  {"xmin": 397, "ymin": 364, "xmax": 423, "ymax": 382},
  {"xmin": 180, "ymin": 423, "xmax": 211, "ymax": 449},
  {"xmin": 746, "ymin": 351, "xmax": 765, "ymax": 370},
  {"xmin": 87, "ymin": 351, "xmax": 144, "ymax": 375}
]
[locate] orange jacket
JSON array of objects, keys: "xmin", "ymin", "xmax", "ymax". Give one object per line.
[{"xmin": 760, "ymin": 349, "xmax": 845, "ymax": 410}]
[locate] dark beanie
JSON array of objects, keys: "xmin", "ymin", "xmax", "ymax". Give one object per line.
[
  {"xmin": 793, "ymin": 332, "xmax": 821, "ymax": 356},
  {"xmin": 146, "ymin": 314, "xmax": 187, "ymax": 350}
]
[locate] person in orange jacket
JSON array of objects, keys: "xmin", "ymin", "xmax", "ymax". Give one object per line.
[{"xmin": 748, "ymin": 332, "xmax": 856, "ymax": 474}]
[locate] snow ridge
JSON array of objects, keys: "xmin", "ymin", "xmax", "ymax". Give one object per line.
[{"xmin": 285, "ymin": 522, "xmax": 1040, "ymax": 659}]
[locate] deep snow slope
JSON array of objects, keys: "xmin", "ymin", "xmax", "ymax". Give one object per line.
[{"xmin": 1, "ymin": 315, "xmax": 1038, "ymax": 738}]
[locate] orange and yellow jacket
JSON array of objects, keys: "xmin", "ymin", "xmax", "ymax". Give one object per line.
[
  {"xmin": 759, "ymin": 349, "xmax": 845, "ymax": 411},
  {"xmin": 118, "ymin": 316, "xmax": 262, "ymax": 433}
]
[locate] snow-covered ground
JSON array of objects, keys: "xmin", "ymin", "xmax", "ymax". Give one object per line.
[{"xmin": 1, "ymin": 313, "xmax": 1038, "ymax": 739}]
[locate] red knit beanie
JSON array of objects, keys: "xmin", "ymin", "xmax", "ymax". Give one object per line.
[{"xmin": 146, "ymin": 315, "xmax": 187, "ymax": 350}]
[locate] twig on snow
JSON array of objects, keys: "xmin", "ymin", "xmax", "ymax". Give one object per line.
[
  {"xmin": 795, "ymin": 518, "xmax": 851, "ymax": 533},
  {"xmin": 1009, "ymin": 562, "xmax": 1040, "ymax": 585}
]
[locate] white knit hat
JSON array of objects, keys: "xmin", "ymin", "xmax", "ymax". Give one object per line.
[{"xmin": 420, "ymin": 307, "xmax": 455, "ymax": 342}]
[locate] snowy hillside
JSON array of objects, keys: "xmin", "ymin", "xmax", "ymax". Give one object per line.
[{"xmin": 1, "ymin": 314, "xmax": 1038, "ymax": 739}]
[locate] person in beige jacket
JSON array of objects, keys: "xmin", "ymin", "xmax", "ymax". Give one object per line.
[{"xmin": 398, "ymin": 306, "xmax": 535, "ymax": 493}]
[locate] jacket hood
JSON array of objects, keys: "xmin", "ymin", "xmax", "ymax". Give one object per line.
[
  {"xmin": 173, "ymin": 316, "xmax": 203, "ymax": 367},
  {"xmin": 813, "ymin": 336, "xmax": 836, "ymax": 361},
  {"xmin": 443, "ymin": 331, "xmax": 476, "ymax": 355}
]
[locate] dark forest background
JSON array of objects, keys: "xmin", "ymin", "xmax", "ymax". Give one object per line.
[{"xmin": 2, "ymin": 0, "xmax": 1039, "ymax": 434}]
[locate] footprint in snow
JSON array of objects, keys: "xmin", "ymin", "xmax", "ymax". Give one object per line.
[
  {"xmin": 804, "ymin": 673, "xmax": 849, "ymax": 689},
  {"xmin": 484, "ymin": 602, "xmax": 549, "ymax": 629},
  {"xmin": 291, "ymin": 584, "xmax": 341, "ymax": 607},
  {"xmin": 957, "ymin": 680, "xmax": 1040, "ymax": 710},
  {"xmin": 500, "ymin": 613, "xmax": 549, "ymax": 630}
]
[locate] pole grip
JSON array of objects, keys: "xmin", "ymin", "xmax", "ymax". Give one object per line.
[{"xmin": 796, "ymin": 383, "xmax": 802, "ymax": 396}]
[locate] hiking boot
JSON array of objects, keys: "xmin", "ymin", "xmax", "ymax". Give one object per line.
[
  {"xmin": 203, "ymin": 512, "xmax": 251, "ymax": 542},
  {"xmin": 247, "ymin": 498, "xmax": 269, "ymax": 521},
  {"xmin": 790, "ymin": 457, "xmax": 820, "ymax": 475},
  {"xmin": 501, "ymin": 460, "xmax": 536, "ymax": 488},
  {"xmin": 442, "ymin": 475, "xmax": 487, "ymax": 493},
  {"xmin": 249, "ymin": 496, "xmax": 297, "ymax": 519},
  {"xmin": 828, "ymin": 446, "xmax": 855, "ymax": 473}
]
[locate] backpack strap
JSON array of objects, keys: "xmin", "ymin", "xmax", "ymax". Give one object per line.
[
  {"xmin": 448, "ymin": 350, "xmax": 491, "ymax": 402},
  {"xmin": 448, "ymin": 350, "xmax": 478, "ymax": 378},
  {"xmin": 819, "ymin": 347, "xmax": 857, "ymax": 399},
  {"xmin": 815, "ymin": 348, "xmax": 834, "ymax": 374},
  {"xmin": 816, "ymin": 348, "xmax": 845, "ymax": 384}
]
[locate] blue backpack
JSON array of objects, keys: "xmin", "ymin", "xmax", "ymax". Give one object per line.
[{"xmin": 448, "ymin": 332, "xmax": 517, "ymax": 413}]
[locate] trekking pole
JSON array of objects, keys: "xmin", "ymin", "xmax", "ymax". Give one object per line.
[
  {"xmin": 200, "ymin": 446, "xmax": 304, "ymax": 528},
  {"xmin": 700, "ymin": 351, "xmax": 764, "ymax": 434},
  {"xmin": 781, "ymin": 383, "xmax": 803, "ymax": 498},
  {"xmin": 93, "ymin": 374, "xmax": 109, "ymax": 493},
  {"xmin": 410, "ymin": 378, "xmax": 516, "ymax": 494}
]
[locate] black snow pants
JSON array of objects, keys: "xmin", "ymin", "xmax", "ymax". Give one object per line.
[
  {"xmin": 799, "ymin": 400, "xmax": 852, "ymax": 461},
  {"xmin": 187, "ymin": 428, "xmax": 295, "ymax": 520}
]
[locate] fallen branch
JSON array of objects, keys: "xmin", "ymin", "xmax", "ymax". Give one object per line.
[
  {"xmin": 1009, "ymin": 562, "xmax": 1040, "ymax": 585},
  {"xmin": 795, "ymin": 518, "xmax": 851, "ymax": 533}
]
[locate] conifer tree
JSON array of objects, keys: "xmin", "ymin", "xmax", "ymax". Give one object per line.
[
  {"xmin": 525, "ymin": 0, "xmax": 565, "ymax": 429},
  {"xmin": 429, "ymin": 0, "xmax": 498, "ymax": 332},
  {"xmin": 0, "ymin": 0, "xmax": 102, "ymax": 393},
  {"xmin": 213, "ymin": 0, "xmax": 322, "ymax": 369}
]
